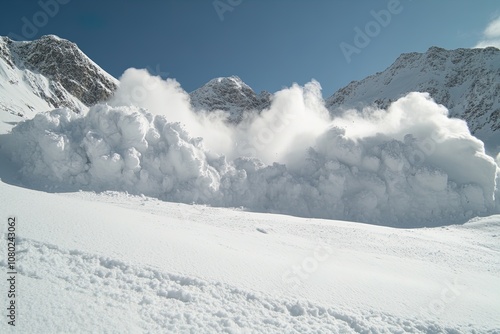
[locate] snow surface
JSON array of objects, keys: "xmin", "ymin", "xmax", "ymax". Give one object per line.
[{"xmin": 0, "ymin": 173, "xmax": 499, "ymax": 332}]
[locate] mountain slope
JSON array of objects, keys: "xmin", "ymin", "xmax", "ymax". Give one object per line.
[
  {"xmin": 189, "ymin": 76, "xmax": 271, "ymax": 122},
  {"xmin": 326, "ymin": 46, "xmax": 500, "ymax": 152},
  {"xmin": 0, "ymin": 35, "xmax": 118, "ymax": 117}
]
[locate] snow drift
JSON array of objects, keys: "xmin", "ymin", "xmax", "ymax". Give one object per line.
[{"xmin": 4, "ymin": 69, "xmax": 499, "ymax": 227}]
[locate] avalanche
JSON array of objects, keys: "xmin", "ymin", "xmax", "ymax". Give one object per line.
[{"xmin": 3, "ymin": 72, "xmax": 498, "ymax": 227}]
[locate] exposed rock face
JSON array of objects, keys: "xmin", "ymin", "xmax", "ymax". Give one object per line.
[
  {"xmin": 0, "ymin": 36, "xmax": 15, "ymax": 68},
  {"xmin": 9, "ymin": 35, "xmax": 118, "ymax": 106},
  {"xmin": 326, "ymin": 46, "xmax": 500, "ymax": 151},
  {"xmin": 0, "ymin": 35, "xmax": 118, "ymax": 116},
  {"xmin": 189, "ymin": 76, "xmax": 271, "ymax": 122}
]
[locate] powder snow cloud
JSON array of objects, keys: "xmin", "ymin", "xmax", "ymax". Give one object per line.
[
  {"xmin": 4, "ymin": 70, "xmax": 499, "ymax": 227},
  {"xmin": 475, "ymin": 15, "xmax": 500, "ymax": 49}
]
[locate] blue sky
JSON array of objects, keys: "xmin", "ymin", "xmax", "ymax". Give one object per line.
[{"xmin": 1, "ymin": 0, "xmax": 499, "ymax": 96}]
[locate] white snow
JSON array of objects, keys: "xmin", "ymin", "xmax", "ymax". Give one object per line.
[{"xmin": 0, "ymin": 180, "xmax": 499, "ymax": 333}]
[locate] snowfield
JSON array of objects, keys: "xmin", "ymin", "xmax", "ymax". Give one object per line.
[
  {"xmin": 1, "ymin": 182, "xmax": 500, "ymax": 333},
  {"xmin": 1, "ymin": 71, "xmax": 500, "ymax": 333}
]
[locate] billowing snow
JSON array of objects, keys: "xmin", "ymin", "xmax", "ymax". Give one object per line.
[{"xmin": 3, "ymin": 70, "xmax": 499, "ymax": 227}]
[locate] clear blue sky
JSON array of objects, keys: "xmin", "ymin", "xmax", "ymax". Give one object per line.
[{"xmin": 1, "ymin": 0, "xmax": 498, "ymax": 96}]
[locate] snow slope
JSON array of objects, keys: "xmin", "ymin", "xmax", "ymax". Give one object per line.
[
  {"xmin": 0, "ymin": 35, "xmax": 118, "ymax": 118},
  {"xmin": 0, "ymin": 176, "xmax": 499, "ymax": 333},
  {"xmin": 0, "ymin": 42, "xmax": 84, "ymax": 117},
  {"xmin": 326, "ymin": 46, "xmax": 500, "ymax": 153},
  {"xmin": 0, "ymin": 105, "xmax": 499, "ymax": 334}
]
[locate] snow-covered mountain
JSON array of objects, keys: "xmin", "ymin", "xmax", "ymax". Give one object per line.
[
  {"xmin": 326, "ymin": 46, "xmax": 500, "ymax": 152},
  {"xmin": 0, "ymin": 35, "xmax": 118, "ymax": 117},
  {"xmin": 189, "ymin": 76, "xmax": 271, "ymax": 122}
]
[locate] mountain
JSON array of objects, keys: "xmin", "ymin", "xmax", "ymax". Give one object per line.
[
  {"xmin": 189, "ymin": 76, "xmax": 271, "ymax": 122},
  {"xmin": 0, "ymin": 35, "xmax": 118, "ymax": 117},
  {"xmin": 326, "ymin": 46, "xmax": 500, "ymax": 152}
]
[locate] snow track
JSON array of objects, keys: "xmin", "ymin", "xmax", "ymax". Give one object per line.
[
  {"xmin": 6, "ymin": 237, "xmax": 490, "ymax": 334},
  {"xmin": 0, "ymin": 178, "xmax": 499, "ymax": 332}
]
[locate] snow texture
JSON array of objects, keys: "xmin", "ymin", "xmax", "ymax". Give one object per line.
[
  {"xmin": 2, "ymin": 236, "xmax": 490, "ymax": 334},
  {"xmin": 5, "ymin": 74, "xmax": 498, "ymax": 227},
  {"xmin": 0, "ymin": 183, "xmax": 499, "ymax": 333}
]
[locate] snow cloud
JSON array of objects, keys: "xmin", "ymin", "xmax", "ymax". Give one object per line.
[
  {"xmin": 5, "ymin": 71, "xmax": 499, "ymax": 227},
  {"xmin": 475, "ymin": 15, "xmax": 500, "ymax": 49}
]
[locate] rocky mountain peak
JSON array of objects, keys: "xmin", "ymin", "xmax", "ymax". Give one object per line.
[
  {"xmin": 0, "ymin": 34, "xmax": 119, "ymax": 116},
  {"xmin": 8, "ymin": 35, "xmax": 118, "ymax": 106},
  {"xmin": 190, "ymin": 75, "xmax": 271, "ymax": 123}
]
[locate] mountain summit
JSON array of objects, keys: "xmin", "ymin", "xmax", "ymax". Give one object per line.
[
  {"xmin": 0, "ymin": 35, "xmax": 117, "ymax": 116},
  {"xmin": 189, "ymin": 76, "xmax": 271, "ymax": 122}
]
